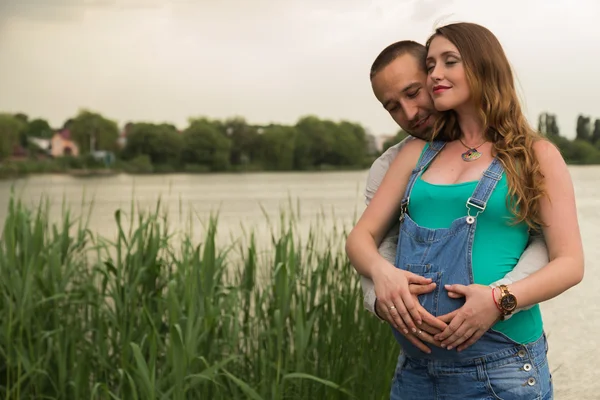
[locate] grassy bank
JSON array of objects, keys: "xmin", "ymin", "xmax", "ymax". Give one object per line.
[{"xmin": 0, "ymin": 196, "xmax": 398, "ymax": 399}]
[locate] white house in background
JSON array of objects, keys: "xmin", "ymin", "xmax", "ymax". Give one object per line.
[
  {"xmin": 29, "ymin": 129, "xmax": 80, "ymax": 157},
  {"xmin": 28, "ymin": 137, "xmax": 51, "ymax": 152},
  {"xmin": 50, "ymin": 129, "xmax": 80, "ymax": 157}
]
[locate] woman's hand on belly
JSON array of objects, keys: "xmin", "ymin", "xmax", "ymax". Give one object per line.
[
  {"xmin": 371, "ymin": 262, "xmax": 435, "ymax": 335},
  {"xmin": 376, "ymin": 283, "xmax": 447, "ymax": 353},
  {"xmin": 434, "ymin": 284, "xmax": 502, "ymax": 351}
]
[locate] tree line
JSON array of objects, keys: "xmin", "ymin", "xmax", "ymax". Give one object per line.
[
  {"xmin": 0, "ymin": 110, "xmax": 374, "ymax": 173},
  {"xmin": 537, "ymin": 112, "xmax": 600, "ymax": 164},
  {"xmin": 0, "ymin": 109, "xmax": 599, "ymax": 177}
]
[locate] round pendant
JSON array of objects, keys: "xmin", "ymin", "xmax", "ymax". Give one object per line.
[{"xmin": 461, "ymin": 148, "xmax": 482, "ymax": 162}]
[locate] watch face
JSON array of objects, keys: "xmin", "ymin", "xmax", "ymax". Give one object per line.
[{"xmin": 501, "ymin": 294, "xmax": 517, "ymax": 311}]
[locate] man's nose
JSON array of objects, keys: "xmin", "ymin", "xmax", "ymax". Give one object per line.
[{"xmin": 405, "ymin": 104, "xmax": 419, "ymax": 121}]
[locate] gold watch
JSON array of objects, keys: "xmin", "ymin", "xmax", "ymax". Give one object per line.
[{"xmin": 498, "ymin": 284, "xmax": 518, "ymax": 320}]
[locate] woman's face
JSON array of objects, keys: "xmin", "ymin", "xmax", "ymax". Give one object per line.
[{"xmin": 425, "ymin": 36, "xmax": 471, "ymax": 112}]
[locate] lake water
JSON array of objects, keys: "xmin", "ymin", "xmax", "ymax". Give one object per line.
[{"xmin": 0, "ymin": 166, "xmax": 598, "ymax": 399}]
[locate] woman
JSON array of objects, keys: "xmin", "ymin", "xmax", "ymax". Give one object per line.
[{"xmin": 345, "ymin": 22, "xmax": 584, "ymax": 399}]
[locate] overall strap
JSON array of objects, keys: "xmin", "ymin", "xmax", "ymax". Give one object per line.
[
  {"xmin": 465, "ymin": 158, "xmax": 505, "ymax": 220},
  {"xmin": 400, "ymin": 140, "xmax": 446, "ymax": 215}
]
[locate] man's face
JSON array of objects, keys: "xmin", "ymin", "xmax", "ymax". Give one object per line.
[{"xmin": 371, "ymin": 54, "xmax": 438, "ymax": 140}]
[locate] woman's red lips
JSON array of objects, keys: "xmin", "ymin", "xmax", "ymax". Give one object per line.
[{"xmin": 433, "ymin": 85, "xmax": 451, "ymax": 94}]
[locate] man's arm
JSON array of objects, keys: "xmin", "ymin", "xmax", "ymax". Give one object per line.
[
  {"xmin": 360, "ymin": 138, "xmax": 412, "ymax": 317},
  {"xmin": 361, "ymin": 237, "xmax": 398, "ymax": 318}
]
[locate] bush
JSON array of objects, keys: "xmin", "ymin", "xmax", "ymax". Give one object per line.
[
  {"xmin": 0, "ymin": 197, "xmax": 399, "ymax": 399},
  {"xmin": 122, "ymin": 154, "xmax": 154, "ymax": 173}
]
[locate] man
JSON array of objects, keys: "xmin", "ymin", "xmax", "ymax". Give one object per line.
[{"xmin": 360, "ymin": 40, "xmax": 549, "ymax": 352}]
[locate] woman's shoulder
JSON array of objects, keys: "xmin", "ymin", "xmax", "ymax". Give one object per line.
[
  {"xmin": 533, "ymin": 138, "xmax": 565, "ymax": 168},
  {"xmin": 399, "ymin": 137, "xmax": 428, "ymax": 156},
  {"xmin": 389, "ymin": 137, "xmax": 430, "ymax": 172}
]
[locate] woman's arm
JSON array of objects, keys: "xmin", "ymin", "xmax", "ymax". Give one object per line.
[
  {"xmin": 489, "ymin": 235, "xmax": 548, "ymax": 314},
  {"xmin": 345, "ymin": 139, "xmax": 431, "ymax": 334},
  {"xmin": 501, "ymin": 140, "xmax": 584, "ymax": 306}
]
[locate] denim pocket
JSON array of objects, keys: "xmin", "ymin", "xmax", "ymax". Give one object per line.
[
  {"xmin": 483, "ymin": 358, "xmax": 546, "ymax": 400},
  {"xmin": 404, "ymin": 264, "xmax": 439, "ymax": 313},
  {"xmin": 405, "ymin": 263, "xmax": 439, "ymax": 281}
]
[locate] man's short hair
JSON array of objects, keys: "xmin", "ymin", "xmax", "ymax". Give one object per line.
[{"xmin": 369, "ymin": 40, "xmax": 427, "ymax": 79}]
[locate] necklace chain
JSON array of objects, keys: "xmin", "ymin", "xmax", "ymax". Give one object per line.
[{"xmin": 459, "ymin": 137, "xmax": 486, "ymax": 149}]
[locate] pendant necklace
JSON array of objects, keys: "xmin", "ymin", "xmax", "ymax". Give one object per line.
[{"xmin": 458, "ymin": 138, "xmax": 487, "ymax": 162}]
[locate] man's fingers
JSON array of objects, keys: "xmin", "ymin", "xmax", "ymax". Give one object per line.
[
  {"xmin": 436, "ymin": 314, "xmax": 464, "ymax": 342},
  {"xmin": 405, "ymin": 331, "xmax": 431, "ymax": 354},
  {"xmin": 375, "ymin": 299, "xmax": 388, "ymax": 318},
  {"xmin": 437, "ymin": 309, "xmax": 459, "ymax": 324},
  {"xmin": 447, "ymin": 291, "xmax": 464, "ymax": 299},
  {"xmin": 420, "ymin": 310, "xmax": 448, "ymax": 332},
  {"xmin": 418, "ymin": 321, "xmax": 443, "ymax": 336},
  {"xmin": 383, "ymin": 307, "xmax": 433, "ymax": 353},
  {"xmin": 400, "ymin": 291, "xmax": 422, "ymax": 328},
  {"xmin": 409, "ymin": 282, "xmax": 436, "ymax": 295},
  {"xmin": 444, "ymin": 326, "xmax": 476, "ymax": 350},
  {"xmin": 416, "ymin": 329, "xmax": 443, "ymax": 348}
]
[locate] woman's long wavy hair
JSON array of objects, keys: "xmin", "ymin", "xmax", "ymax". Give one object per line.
[{"xmin": 426, "ymin": 22, "xmax": 546, "ymax": 230}]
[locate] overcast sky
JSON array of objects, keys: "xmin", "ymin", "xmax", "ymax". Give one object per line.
[{"xmin": 0, "ymin": 0, "xmax": 598, "ymax": 138}]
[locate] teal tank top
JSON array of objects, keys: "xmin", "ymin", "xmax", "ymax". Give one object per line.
[{"xmin": 408, "ymin": 143, "xmax": 543, "ymax": 344}]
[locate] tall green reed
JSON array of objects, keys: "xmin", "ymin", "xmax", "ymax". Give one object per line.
[{"xmin": 0, "ymin": 195, "xmax": 399, "ymax": 399}]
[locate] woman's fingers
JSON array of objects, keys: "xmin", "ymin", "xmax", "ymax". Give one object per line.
[{"xmin": 457, "ymin": 329, "xmax": 486, "ymax": 352}]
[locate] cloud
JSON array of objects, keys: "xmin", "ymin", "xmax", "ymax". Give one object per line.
[
  {"xmin": 0, "ymin": 0, "xmax": 167, "ymax": 24},
  {"xmin": 411, "ymin": 0, "xmax": 456, "ymax": 23},
  {"xmin": 0, "ymin": 1, "xmax": 82, "ymax": 23}
]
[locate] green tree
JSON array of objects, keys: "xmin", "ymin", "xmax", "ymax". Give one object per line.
[
  {"xmin": 548, "ymin": 115, "xmax": 559, "ymax": 136},
  {"xmin": 538, "ymin": 112, "xmax": 559, "ymax": 137},
  {"xmin": 13, "ymin": 113, "xmax": 28, "ymax": 124},
  {"xmin": 69, "ymin": 110, "xmax": 120, "ymax": 153},
  {"xmin": 560, "ymin": 139, "xmax": 600, "ymax": 164},
  {"xmin": 26, "ymin": 118, "xmax": 53, "ymax": 139},
  {"xmin": 0, "ymin": 114, "xmax": 25, "ymax": 159},
  {"xmin": 293, "ymin": 116, "xmax": 336, "ymax": 169},
  {"xmin": 382, "ymin": 129, "xmax": 410, "ymax": 152},
  {"xmin": 328, "ymin": 121, "xmax": 368, "ymax": 166},
  {"xmin": 221, "ymin": 117, "xmax": 260, "ymax": 166},
  {"xmin": 122, "ymin": 123, "xmax": 184, "ymax": 167},
  {"xmin": 576, "ymin": 114, "xmax": 591, "ymax": 142},
  {"xmin": 182, "ymin": 118, "xmax": 231, "ymax": 171},
  {"xmin": 258, "ymin": 125, "xmax": 296, "ymax": 170},
  {"xmin": 63, "ymin": 118, "xmax": 74, "ymax": 129},
  {"xmin": 591, "ymin": 119, "xmax": 600, "ymax": 146}
]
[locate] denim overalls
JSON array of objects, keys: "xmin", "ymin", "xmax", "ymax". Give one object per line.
[{"xmin": 389, "ymin": 141, "xmax": 552, "ymax": 399}]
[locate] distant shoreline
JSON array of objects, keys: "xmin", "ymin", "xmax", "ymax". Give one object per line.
[
  {"xmin": 2, "ymin": 163, "xmax": 598, "ymax": 182},
  {"xmin": 0, "ymin": 165, "xmax": 375, "ymax": 180}
]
